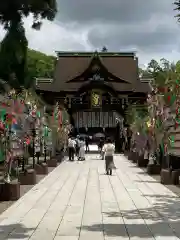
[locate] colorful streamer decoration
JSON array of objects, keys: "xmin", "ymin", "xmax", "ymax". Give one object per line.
[
  {"xmin": 6, "ymin": 113, "xmax": 13, "ymax": 125},
  {"xmin": 176, "ymin": 79, "xmax": 180, "ymax": 88},
  {"xmin": 36, "ymin": 111, "xmax": 41, "ymax": 118},
  {"xmin": 58, "ymin": 110, "xmax": 62, "ymax": 126},
  {"xmin": 25, "ymin": 138, "xmax": 30, "ymax": 145},
  {"xmin": 43, "ymin": 126, "xmax": 49, "ymax": 137},
  {"xmin": 0, "ymin": 109, "xmax": 6, "ymax": 121},
  {"xmin": 164, "ymin": 93, "xmax": 176, "ymax": 105}
]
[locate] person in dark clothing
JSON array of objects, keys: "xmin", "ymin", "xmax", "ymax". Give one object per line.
[
  {"xmin": 119, "ymin": 129, "xmax": 124, "ymax": 153},
  {"xmin": 98, "ymin": 138, "xmax": 104, "ymax": 151},
  {"xmin": 126, "ymin": 127, "xmax": 132, "ymax": 151},
  {"xmin": 98, "ymin": 138, "xmax": 105, "ymax": 159},
  {"xmin": 75, "ymin": 136, "xmax": 80, "ymax": 158},
  {"xmin": 68, "ymin": 137, "xmax": 75, "ymax": 161},
  {"xmin": 85, "ymin": 137, "xmax": 89, "ymax": 152}
]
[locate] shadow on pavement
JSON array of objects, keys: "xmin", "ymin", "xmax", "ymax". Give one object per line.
[
  {"xmin": 0, "ymin": 223, "xmax": 35, "ymax": 239},
  {"xmin": 79, "ymin": 195, "xmax": 180, "ymax": 238},
  {"xmin": 135, "ymin": 180, "xmax": 157, "ymax": 183},
  {"xmin": 135, "ymin": 171, "xmax": 147, "ymax": 175}
]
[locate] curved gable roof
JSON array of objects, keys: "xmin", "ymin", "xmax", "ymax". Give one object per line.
[
  {"xmin": 36, "ymin": 51, "xmax": 147, "ymax": 93},
  {"xmin": 67, "ymin": 52, "xmax": 130, "ymax": 84}
]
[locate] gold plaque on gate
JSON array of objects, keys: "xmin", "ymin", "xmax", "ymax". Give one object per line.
[{"xmin": 91, "ymin": 91, "xmax": 101, "ymax": 107}]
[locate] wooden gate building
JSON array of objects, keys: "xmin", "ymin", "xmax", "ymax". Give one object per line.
[{"xmin": 36, "ymin": 51, "xmax": 151, "ymax": 137}]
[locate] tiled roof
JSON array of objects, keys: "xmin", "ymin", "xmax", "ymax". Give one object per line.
[{"xmin": 36, "ymin": 51, "xmax": 151, "ymax": 93}]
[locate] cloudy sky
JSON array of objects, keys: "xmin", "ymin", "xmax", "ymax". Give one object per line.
[{"xmin": 0, "ymin": 0, "xmax": 179, "ymax": 66}]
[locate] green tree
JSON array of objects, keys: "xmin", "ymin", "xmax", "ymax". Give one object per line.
[
  {"xmin": 147, "ymin": 59, "xmax": 162, "ymax": 77},
  {"xmin": 0, "ymin": 1, "xmax": 57, "ymax": 29},
  {"xmin": 176, "ymin": 60, "xmax": 180, "ymax": 74},
  {"xmin": 0, "ymin": 0, "xmax": 57, "ymax": 90},
  {"xmin": 174, "ymin": 0, "xmax": 180, "ymax": 21},
  {"xmin": 138, "ymin": 67, "xmax": 152, "ymax": 78},
  {"xmin": 25, "ymin": 49, "xmax": 56, "ymax": 87},
  {"xmin": 0, "ymin": 22, "xmax": 28, "ymax": 89},
  {"xmin": 101, "ymin": 46, "xmax": 108, "ymax": 52}
]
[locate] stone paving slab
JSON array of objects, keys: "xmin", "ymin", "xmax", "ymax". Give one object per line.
[{"xmin": 0, "ymin": 153, "xmax": 180, "ymax": 239}]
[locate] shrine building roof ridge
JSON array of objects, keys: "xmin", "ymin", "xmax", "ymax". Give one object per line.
[{"xmin": 55, "ymin": 51, "xmax": 136, "ymax": 58}]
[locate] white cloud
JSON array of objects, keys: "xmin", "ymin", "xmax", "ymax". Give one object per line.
[
  {"xmin": 23, "ymin": 16, "xmax": 93, "ymax": 55},
  {"xmin": 0, "ymin": 15, "xmax": 93, "ymax": 56},
  {"xmin": 0, "ymin": 8, "xmax": 179, "ymax": 66}
]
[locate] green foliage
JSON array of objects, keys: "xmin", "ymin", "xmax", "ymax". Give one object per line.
[
  {"xmin": 174, "ymin": 0, "xmax": 180, "ymax": 21},
  {"xmin": 0, "ymin": 43, "xmax": 56, "ymax": 89},
  {"xmin": 126, "ymin": 104, "xmax": 148, "ymax": 127},
  {"xmin": 0, "ymin": 0, "xmax": 57, "ymax": 90},
  {"xmin": 147, "ymin": 59, "xmax": 162, "ymax": 77},
  {"xmin": 26, "ymin": 49, "xmax": 56, "ymax": 87},
  {"xmin": 138, "ymin": 67, "xmax": 152, "ymax": 78},
  {"xmin": 0, "ymin": 22, "xmax": 28, "ymax": 89},
  {"xmin": 141, "ymin": 58, "xmax": 180, "ymax": 88},
  {"xmin": 0, "ymin": 0, "xmax": 57, "ymax": 30}
]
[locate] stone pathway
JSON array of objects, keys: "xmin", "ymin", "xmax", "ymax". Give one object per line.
[{"xmin": 0, "ymin": 154, "xmax": 180, "ymax": 239}]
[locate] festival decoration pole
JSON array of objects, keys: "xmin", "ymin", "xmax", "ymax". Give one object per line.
[{"xmin": 43, "ymin": 126, "xmax": 48, "ymax": 163}]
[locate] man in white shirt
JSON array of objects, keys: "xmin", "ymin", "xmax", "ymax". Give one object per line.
[{"xmin": 68, "ymin": 136, "xmax": 76, "ymax": 161}]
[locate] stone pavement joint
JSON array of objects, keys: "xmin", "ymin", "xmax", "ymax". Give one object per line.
[{"xmin": 0, "ymin": 153, "xmax": 180, "ymax": 239}]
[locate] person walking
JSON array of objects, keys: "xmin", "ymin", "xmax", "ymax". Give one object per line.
[
  {"xmin": 68, "ymin": 136, "xmax": 76, "ymax": 161},
  {"xmin": 85, "ymin": 136, "xmax": 89, "ymax": 153},
  {"xmin": 78, "ymin": 137, "xmax": 85, "ymax": 161},
  {"xmin": 75, "ymin": 136, "xmax": 80, "ymax": 158},
  {"xmin": 98, "ymin": 137, "xmax": 104, "ymax": 159},
  {"xmin": 102, "ymin": 138, "xmax": 116, "ymax": 175},
  {"xmin": 127, "ymin": 127, "xmax": 132, "ymax": 151}
]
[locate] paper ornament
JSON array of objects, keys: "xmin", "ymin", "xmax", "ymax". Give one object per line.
[
  {"xmin": 36, "ymin": 111, "xmax": 41, "ymax": 118},
  {"xmin": 158, "ymin": 87, "xmax": 165, "ymax": 93},
  {"xmin": 176, "ymin": 79, "xmax": 180, "ymax": 88},
  {"xmin": 0, "ymin": 121, "xmax": 4, "ymax": 132},
  {"xmin": 169, "ymin": 136, "xmax": 175, "ymax": 147},
  {"xmin": 175, "ymin": 119, "xmax": 180, "ymax": 129},
  {"xmin": 164, "ymin": 93, "xmax": 176, "ymax": 105},
  {"xmin": 176, "ymin": 108, "xmax": 180, "ymax": 115},
  {"xmin": 12, "ymin": 118, "xmax": 17, "ymax": 124},
  {"xmin": 6, "ymin": 113, "xmax": 13, "ymax": 125},
  {"xmin": 25, "ymin": 138, "xmax": 30, "ymax": 145},
  {"xmin": 58, "ymin": 111, "xmax": 62, "ymax": 126},
  {"xmin": 0, "ymin": 109, "xmax": 6, "ymax": 121}
]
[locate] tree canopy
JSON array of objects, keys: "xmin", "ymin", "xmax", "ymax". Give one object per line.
[
  {"xmin": 0, "ymin": 1, "xmax": 57, "ymax": 29},
  {"xmin": 139, "ymin": 58, "xmax": 180, "ymax": 86},
  {"xmin": 174, "ymin": 0, "xmax": 180, "ymax": 21},
  {"xmin": 0, "ymin": 45, "xmax": 56, "ymax": 88},
  {"xmin": 26, "ymin": 49, "xmax": 56, "ymax": 87},
  {"xmin": 0, "ymin": 0, "xmax": 57, "ymax": 90}
]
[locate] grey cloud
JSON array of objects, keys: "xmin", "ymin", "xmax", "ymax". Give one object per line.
[
  {"xmin": 88, "ymin": 23, "xmax": 179, "ymax": 53},
  {"xmin": 53, "ymin": 0, "xmax": 180, "ymax": 64},
  {"xmin": 57, "ymin": 0, "xmax": 173, "ymax": 24}
]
